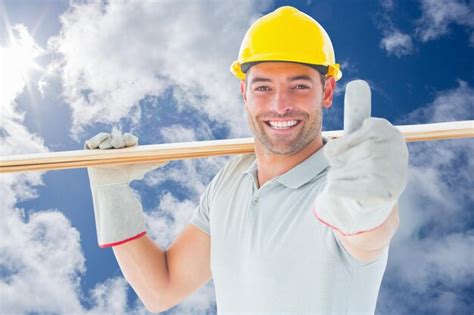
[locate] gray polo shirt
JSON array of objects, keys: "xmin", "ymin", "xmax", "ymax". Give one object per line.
[{"xmin": 190, "ymin": 140, "xmax": 388, "ymax": 315}]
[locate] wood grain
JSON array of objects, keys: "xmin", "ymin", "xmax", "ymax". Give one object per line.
[{"xmin": 1, "ymin": 120, "xmax": 473, "ymax": 173}]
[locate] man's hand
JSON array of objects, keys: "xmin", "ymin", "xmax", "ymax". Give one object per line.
[
  {"xmin": 86, "ymin": 130, "xmax": 166, "ymax": 187},
  {"xmin": 314, "ymin": 80, "xmax": 409, "ymax": 236},
  {"xmin": 86, "ymin": 129, "xmax": 167, "ymax": 247}
]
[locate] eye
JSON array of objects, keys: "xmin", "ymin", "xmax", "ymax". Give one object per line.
[
  {"xmin": 293, "ymin": 84, "xmax": 310, "ymax": 90},
  {"xmin": 255, "ymin": 86, "xmax": 271, "ymax": 92}
]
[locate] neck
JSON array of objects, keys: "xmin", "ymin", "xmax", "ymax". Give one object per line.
[{"xmin": 254, "ymin": 134, "xmax": 324, "ymax": 188}]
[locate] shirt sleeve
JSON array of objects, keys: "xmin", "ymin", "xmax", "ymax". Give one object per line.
[
  {"xmin": 189, "ymin": 184, "xmax": 212, "ymax": 235},
  {"xmin": 189, "ymin": 165, "xmax": 224, "ymax": 236},
  {"xmin": 189, "ymin": 154, "xmax": 250, "ymax": 236}
]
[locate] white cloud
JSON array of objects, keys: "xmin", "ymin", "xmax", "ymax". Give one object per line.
[
  {"xmin": 377, "ymin": 82, "xmax": 474, "ymax": 314},
  {"xmin": 376, "ymin": 3, "xmax": 414, "ymax": 57},
  {"xmin": 146, "ymin": 192, "xmax": 197, "ymax": 248},
  {"xmin": 0, "ymin": 24, "xmax": 48, "ymax": 157},
  {"xmin": 403, "ymin": 80, "xmax": 474, "ymax": 123},
  {"xmin": 416, "ymin": 0, "xmax": 474, "ymax": 43},
  {"xmin": 144, "ymin": 157, "xmax": 229, "ymax": 246},
  {"xmin": 0, "ymin": 23, "xmax": 144, "ymax": 315},
  {"xmin": 37, "ymin": 77, "xmax": 49, "ymax": 97},
  {"xmin": 159, "ymin": 123, "xmax": 215, "ymax": 144},
  {"xmin": 339, "ymin": 59, "xmax": 357, "ymax": 76},
  {"xmin": 145, "ymin": 123, "xmax": 230, "ymax": 203},
  {"xmin": 0, "ymin": 163, "xmax": 137, "ymax": 314},
  {"xmin": 0, "ymin": 207, "xmax": 84, "ymax": 313},
  {"xmin": 378, "ymin": 0, "xmax": 474, "ymax": 56},
  {"xmin": 380, "ymin": 29, "xmax": 414, "ymax": 57},
  {"xmin": 160, "ymin": 125, "xmax": 199, "ymax": 144},
  {"xmin": 380, "ymin": 0, "xmax": 394, "ymax": 10},
  {"xmin": 48, "ymin": 1, "xmax": 270, "ymax": 139},
  {"xmin": 0, "ymin": 24, "xmax": 44, "ymax": 110},
  {"xmin": 86, "ymin": 277, "xmax": 130, "ymax": 314}
]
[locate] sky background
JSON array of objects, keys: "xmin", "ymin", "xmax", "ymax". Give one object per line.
[{"xmin": 0, "ymin": 0, "xmax": 473, "ymax": 314}]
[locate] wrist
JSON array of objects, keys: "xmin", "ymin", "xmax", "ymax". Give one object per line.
[
  {"xmin": 314, "ymin": 188, "xmax": 395, "ymax": 236},
  {"xmin": 91, "ymin": 183, "xmax": 146, "ymax": 248}
]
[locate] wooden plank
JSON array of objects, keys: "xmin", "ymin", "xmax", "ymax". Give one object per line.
[{"xmin": 1, "ymin": 120, "xmax": 473, "ymax": 173}]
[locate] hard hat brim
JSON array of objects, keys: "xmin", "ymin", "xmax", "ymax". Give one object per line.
[
  {"xmin": 241, "ymin": 61, "xmax": 329, "ymax": 76},
  {"xmin": 230, "ymin": 60, "xmax": 342, "ymax": 81}
]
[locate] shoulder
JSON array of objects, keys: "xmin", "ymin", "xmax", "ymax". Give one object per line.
[
  {"xmin": 219, "ymin": 153, "xmax": 255, "ymax": 175},
  {"xmin": 209, "ymin": 153, "xmax": 255, "ymax": 186}
]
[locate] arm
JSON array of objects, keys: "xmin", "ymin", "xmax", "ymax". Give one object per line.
[
  {"xmin": 113, "ymin": 224, "xmax": 211, "ymax": 313},
  {"xmin": 334, "ymin": 204, "xmax": 400, "ymax": 263},
  {"xmin": 85, "ymin": 132, "xmax": 212, "ymax": 312},
  {"xmin": 314, "ymin": 81, "xmax": 408, "ymax": 241}
]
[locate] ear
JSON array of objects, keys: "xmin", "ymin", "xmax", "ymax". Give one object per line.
[
  {"xmin": 322, "ymin": 76, "xmax": 336, "ymax": 109},
  {"xmin": 240, "ymin": 80, "xmax": 248, "ymax": 103}
]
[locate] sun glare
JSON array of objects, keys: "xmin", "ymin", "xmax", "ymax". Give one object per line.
[{"xmin": 0, "ymin": 24, "xmax": 44, "ymax": 104}]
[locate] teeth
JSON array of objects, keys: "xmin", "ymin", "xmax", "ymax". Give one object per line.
[{"xmin": 268, "ymin": 120, "xmax": 298, "ymax": 129}]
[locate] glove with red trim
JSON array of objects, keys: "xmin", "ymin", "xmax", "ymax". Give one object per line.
[
  {"xmin": 314, "ymin": 80, "xmax": 409, "ymax": 235},
  {"xmin": 85, "ymin": 129, "xmax": 167, "ymax": 247}
]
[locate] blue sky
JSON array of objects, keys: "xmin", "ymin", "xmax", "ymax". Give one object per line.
[{"xmin": 1, "ymin": 0, "xmax": 473, "ymax": 314}]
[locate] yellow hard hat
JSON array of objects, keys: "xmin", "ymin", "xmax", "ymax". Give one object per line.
[{"xmin": 230, "ymin": 6, "xmax": 342, "ymax": 81}]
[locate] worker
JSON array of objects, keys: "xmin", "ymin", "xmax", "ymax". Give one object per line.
[{"xmin": 85, "ymin": 6, "xmax": 408, "ymax": 314}]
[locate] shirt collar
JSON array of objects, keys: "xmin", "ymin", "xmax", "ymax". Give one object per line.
[
  {"xmin": 243, "ymin": 137, "xmax": 329, "ymax": 189},
  {"xmin": 243, "ymin": 158, "xmax": 258, "ymax": 176}
]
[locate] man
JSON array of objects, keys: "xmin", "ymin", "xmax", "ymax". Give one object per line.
[{"xmin": 86, "ymin": 6, "xmax": 408, "ymax": 314}]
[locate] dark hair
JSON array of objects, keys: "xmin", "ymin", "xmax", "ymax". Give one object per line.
[
  {"xmin": 244, "ymin": 63, "xmax": 327, "ymax": 91},
  {"xmin": 320, "ymin": 73, "xmax": 326, "ymax": 90}
]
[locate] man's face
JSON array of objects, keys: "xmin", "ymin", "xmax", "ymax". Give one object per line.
[{"xmin": 241, "ymin": 62, "xmax": 335, "ymax": 155}]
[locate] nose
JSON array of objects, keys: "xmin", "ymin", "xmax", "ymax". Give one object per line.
[{"xmin": 271, "ymin": 89, "xmax": 294, "ymax": 115}]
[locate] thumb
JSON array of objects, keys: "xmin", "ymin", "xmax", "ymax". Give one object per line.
[{"xmin": 344, "ymin": 80, "xmax": 372, "ymax": 135}]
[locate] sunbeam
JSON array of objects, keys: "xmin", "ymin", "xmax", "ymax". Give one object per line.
[{"xmin": 1, "ymin": 22, "xmax": 44, "ymax": 107}]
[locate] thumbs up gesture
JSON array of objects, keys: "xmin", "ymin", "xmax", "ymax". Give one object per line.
[{"xmin": 314, "ymin": 80, "xmax": 409, "ymax": 236}]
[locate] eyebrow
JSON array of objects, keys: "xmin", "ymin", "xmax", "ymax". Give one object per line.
[
  {"xmin": 289, "ymin": 75, "xmax": 314, "ymax": 82},
  {"xmin": 250, "ymin": 77, "xmax": 272, "ymax": 84},
  {"xmin": 250, "ymin": 75, "xmax": 314, "ymax": 85}
]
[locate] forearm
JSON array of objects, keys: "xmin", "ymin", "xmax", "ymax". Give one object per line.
[
  {"xmin": 113, "ymin": 234, "xmax": 170, "ymax": 311},
  {"xmin": 85, "ymin": 132, "xmax": 171, "ymax": 311}
]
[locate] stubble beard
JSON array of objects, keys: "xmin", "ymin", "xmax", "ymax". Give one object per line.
[{"xmin": 248, "ymin": 108, "xmax": 323, "ymax": 156}]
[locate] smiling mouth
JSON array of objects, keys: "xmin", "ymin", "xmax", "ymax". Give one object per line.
[{"xmin": 264, "ymin": 119, "xmax": 302, "ymax": 129}]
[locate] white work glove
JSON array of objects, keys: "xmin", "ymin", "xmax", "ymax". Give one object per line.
[
  {"xmin": 314, "ymin": 80, "xmax": 409, "ymax": 235},
  {"xmin": 86, "ymin": 129, "xmax": 167, "ymax": 247}
]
